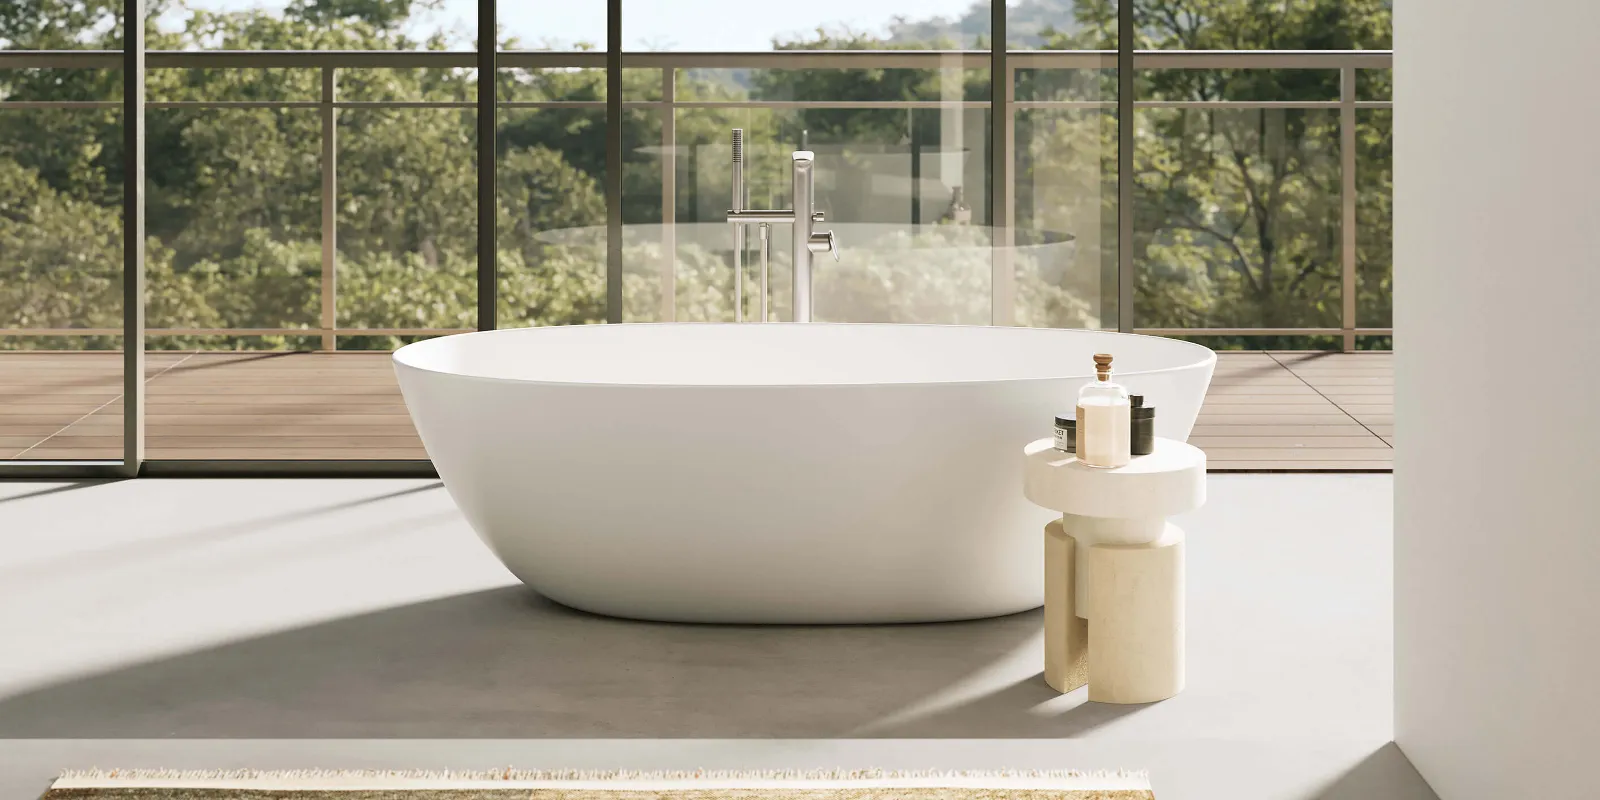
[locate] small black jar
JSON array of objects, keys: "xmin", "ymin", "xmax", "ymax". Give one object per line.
[
  {"xmin": 1131, "ymin": 395, "xmax": 1156, "ymax": 456},
  {"xmin": 1053, "ymin": 414, "xmax": 1076, "ymax": 453}
]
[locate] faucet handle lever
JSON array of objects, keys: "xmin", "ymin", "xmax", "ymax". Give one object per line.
[{"xmin": 808, "ymin": 229, "xmax": 840, "ymax": 262}]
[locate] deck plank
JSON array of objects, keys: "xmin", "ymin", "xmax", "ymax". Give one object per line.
[{"xmin": 2, "ymin": 348, "xmax": 1396, "ymax": 470}]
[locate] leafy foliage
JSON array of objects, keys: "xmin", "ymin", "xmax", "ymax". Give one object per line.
[{"xmin": 0, "ymin": 0, "xmax": 1393, "ymax": 351}]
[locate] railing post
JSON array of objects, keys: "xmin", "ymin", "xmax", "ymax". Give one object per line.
[
  {"xmin": 660, "ymin": 67, "xmax": 676, "ymax": 321},
  {"xmin": 122, "ymin": 0, "xmax": 146, "ymax": 475},
  {"xmin": 1340, "ymin": 65, "xmax": 1358, "ymax": 352},
  {"xmin": 320, "ymin": 66, "xmax": 337, "ymax": 352}
]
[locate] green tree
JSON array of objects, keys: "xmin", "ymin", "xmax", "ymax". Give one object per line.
[
  {"xmin": 1064, "ymin": 0, "xmax": 1393, "ymax": 346},
  {"xmin": 0, "ymin": 0, "xmax": 1393, "ymax": 350}
]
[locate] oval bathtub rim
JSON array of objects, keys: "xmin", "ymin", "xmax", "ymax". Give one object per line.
[{"xmin": 391, "ymin": 322, "xmax": 1218, "ymax": 391}]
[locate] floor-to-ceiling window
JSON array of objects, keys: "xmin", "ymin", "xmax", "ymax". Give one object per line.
[
  {"xmin": 0, "ymin": 5, "xmax": 129, "ymax": 468},
  {"xmin": 496, "ymin": 7, "xmax": 607, "ymax": 329},
  {"xmin": 1124, "ymin": 1, "xmax": 1393, "ymax": 350},
  {"xmin": 0, "ymin": 0, "xmax": 1391, "ymax": 477}
]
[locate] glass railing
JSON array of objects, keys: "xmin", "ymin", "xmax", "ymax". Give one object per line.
[{"xmin": 0, "ymin": 47, "xmax": 1392, "ymax": 356}]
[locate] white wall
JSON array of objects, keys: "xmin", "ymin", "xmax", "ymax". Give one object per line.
[{"xmin": 1395, "ymin": 1, "xmax": 1600, "ymax": 797}]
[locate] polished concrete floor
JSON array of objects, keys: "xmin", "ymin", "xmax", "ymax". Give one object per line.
[{"xmin": 0, "ymin": 475, "xmax": 1431, "ymax": 799}]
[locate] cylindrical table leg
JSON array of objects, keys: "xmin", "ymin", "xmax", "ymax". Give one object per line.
[
  {"xmin": 1044, "ymin": 519, "xmax": 1089, "ymax": 693},
  {"xmin": 1061, "ymin": 513, "xmax": 1167, "ymax": 619},
  {"xmin": 1086, "ymin": 524, "xmax": 1186, "ymax": 704}
]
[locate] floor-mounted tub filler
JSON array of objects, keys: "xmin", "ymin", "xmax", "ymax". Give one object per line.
[{"xmin": 394, "ymin": 323, "xmax": 1215, "ymax": 623}]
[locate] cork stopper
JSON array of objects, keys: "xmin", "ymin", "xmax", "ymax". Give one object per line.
[{"xmin": 1093, "ymin": 353, "xmax": 1113, "ymax": 381}]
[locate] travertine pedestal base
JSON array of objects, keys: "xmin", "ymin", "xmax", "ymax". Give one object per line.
[
  {"xmin": 1044, "ymin": 519, "xmax": 1090, "ymax": 693},
  {"xmin": 1044, "ymin": 519, "xmax": 1186, "ymax": 702},
  {"xmin": 1086, "ymin": 524, "xmax": 1185, "ymax": 704}
]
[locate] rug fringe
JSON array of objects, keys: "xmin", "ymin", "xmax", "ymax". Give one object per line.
[{"xmin": 58, "ymin": 768, "xmax": 1148, "ymax": 782}]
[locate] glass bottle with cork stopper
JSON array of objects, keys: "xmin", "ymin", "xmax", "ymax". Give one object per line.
[{"xmin": 1076, "ymin": 353, "xmax": 1132, "ymax": 468}]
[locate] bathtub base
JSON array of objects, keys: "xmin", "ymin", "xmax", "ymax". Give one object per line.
[{"xmin": 536, "ymin": 591, "xmax": 1045, "ymax": 626}]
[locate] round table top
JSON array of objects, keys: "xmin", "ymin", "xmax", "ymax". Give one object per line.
[{"xmin": 1023, "ymin": 437, "xmax": 1206, "ymax": 519}]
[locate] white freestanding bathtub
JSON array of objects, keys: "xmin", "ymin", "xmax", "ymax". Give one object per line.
[{"xmin": 394, "ymin": 324, "xmax": 1215, "ymax": 624}]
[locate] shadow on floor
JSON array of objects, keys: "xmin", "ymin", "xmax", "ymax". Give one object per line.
[
  {"xmin": 0, "ymin": 482, "xmax": 443, "ymax": 586},
  {"xmin": 1316, "ymin": 742, "xmax": 1439, "ymax": 800},
  {"xmin": 0, "ymin": 482, "xmax": 112, "ymax": 505},
  {"xmin": 0, "ymin": 586, "xmax": 1137, "ymax": 738}
]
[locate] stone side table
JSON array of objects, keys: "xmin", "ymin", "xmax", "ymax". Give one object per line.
[{"xmin": 1023, "ymin": 437, "xmax": 1206, "ymax": 704}]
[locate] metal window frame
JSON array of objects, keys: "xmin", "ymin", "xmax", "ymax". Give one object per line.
[
  {"xmin": 0, "ymin": 1, "xmax": 1395, "ymax": 479},
  {"xmin": 122, "ymin": 0, "xmax": 147, "ymax": 479},
  {"xmin": 1117, "ymin": 0, "xmax": 1135, "ymax": 333},
  {"xmin": 605, "ymin": 0, "xmax": 624, "ymax": 325}
]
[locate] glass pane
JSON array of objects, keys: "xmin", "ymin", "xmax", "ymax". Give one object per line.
[
  {"xmin": 1133, "ymin": 108, "xmax": 1342, "ymax": 336},
  {"xmin": 501, "ymin": 1, "xmax": 605, "ymax": 50},
  {"xmin": 1014, "ymin": 68, "xmax": 1116, "ymax": 329},
  {"xmin": 144, "ymin": 98, "xmax": 469, "ymax": 461},
  {"xmin": 497, "ymin": 103, "xmax": 608, "ymax": 327},
  {"xmin": 646, "ymin": 64, "xmax": 992, "ymax": 324},
  {"xmin": 1010, "ymin": 0, "xmax": 1114, "ymax": 49},
  {"xmin": 1139, "ymin": 68, "xmax": 1339, "ymax": 102},
  {"xmin": 1136, "ymin": 0, "xmax": 1391, "ymax": 50},
  {"xmin": 0, "ymin": 105, "xmax": 123, "ymax": 460},
  {"xmin": 1, "ymin": 67, "xmax": 121, "ymax": 102},
  {"xmin": 1356, "ymin": 108, "xmax": 1391, "ymax": 329},
  {"xmin": 148, "ymin": 67, "xmax": 317, "ymax": 102},
  {"xmin": 624, "ymin": 1, "xmax": 988, "ymax": 50},
  {"xmin": 340, "ymin": 66, "xmax": 477, "ymax": 103},
  {"xmin": 145, "ymin": 107, "xmax": 322, "ymax": 346},
  {"xmin": 621, "ymin": 107, "xmax": 664, "ymax": 322},
  {"xmin": 337, "ymin": 107, "xmax": 479, "ymax": 343},
  {"xmin": 1357, "ymin": 68, "xmax": 1391, "ymax": 102},
  {"xmin": 2, "ymin": 1, "xmax": 120, "ymax": 49},
  {"xmin": 500, "ymin": 67, "xmax": 608, "ymax": 103},
  {"xmin": 150, "ymin": 0, "xmax": 474, "ymax": 51}
]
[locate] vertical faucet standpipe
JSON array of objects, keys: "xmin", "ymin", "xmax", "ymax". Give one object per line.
[
  {"xmin": 789, "ymin": 151, "xmax": 815, "ymax": 323},
  {"xmin": 726, "ymin": 135, "xmax": 839, "ymax": 322}
]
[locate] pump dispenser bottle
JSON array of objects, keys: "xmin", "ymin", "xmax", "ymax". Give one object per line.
[{"xmin": 1075, "ymin": 353, "xmax": 1131, "ymax": 468}]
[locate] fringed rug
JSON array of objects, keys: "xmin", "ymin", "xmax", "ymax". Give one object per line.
[{"xmin": 43, "ymin": 769, "xmax": 1154, "ymax": 800}]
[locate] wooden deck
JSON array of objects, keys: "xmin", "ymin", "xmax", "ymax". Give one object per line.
[{"xmin": 0, "ymin": 350, "xmax": 1393, "ymax": 470}]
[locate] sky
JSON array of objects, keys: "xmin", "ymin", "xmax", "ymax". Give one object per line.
[{"xmin": 163, "ymin": 0, "xmax": 986, "ymax": 50}]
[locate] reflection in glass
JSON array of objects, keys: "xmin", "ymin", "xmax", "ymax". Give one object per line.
[
  {"xmin": 615, "ymin": 61, "xmax": 996, "ymax": 325},
  {"xmin": 1014, "ymin": 68, "xmax": 1116, "ymax": 330}
]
